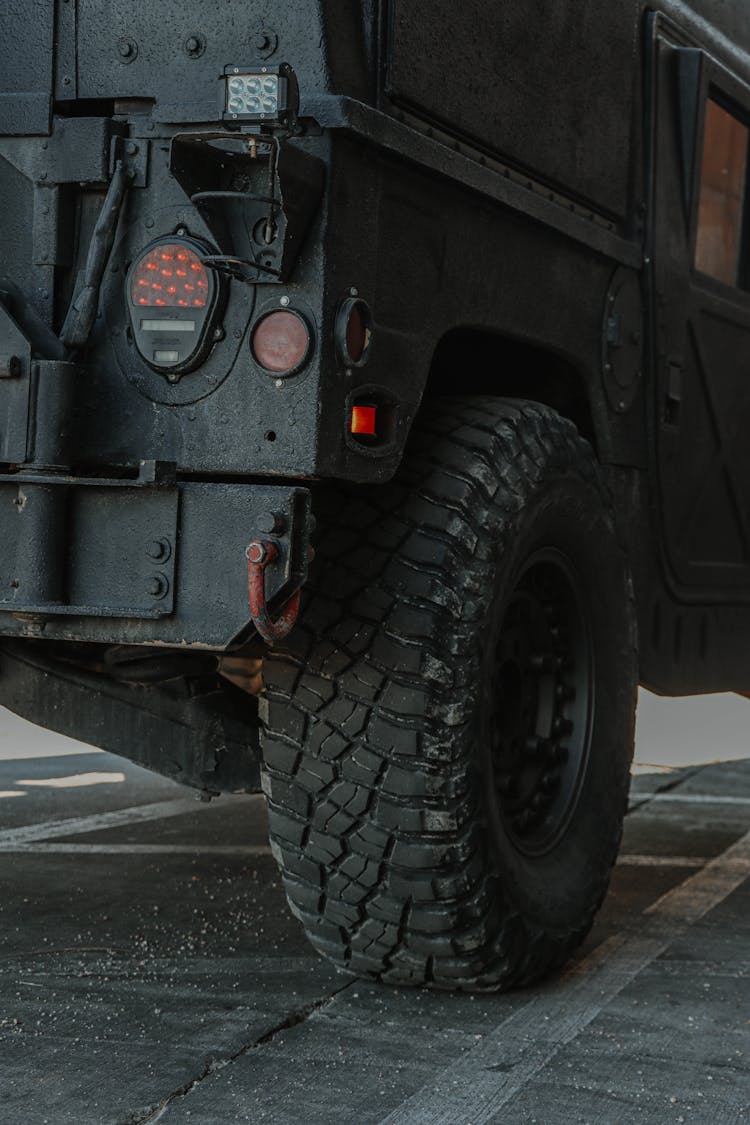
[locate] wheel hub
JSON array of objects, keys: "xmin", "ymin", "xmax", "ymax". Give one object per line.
[{"xmin": 490, "ymin": 551, "xmax": 592, "ymax": 855}]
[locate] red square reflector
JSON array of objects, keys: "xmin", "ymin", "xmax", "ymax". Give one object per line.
[{"xmin": 351, "ymin": 405, "xmax": 377, "ymax": 436}]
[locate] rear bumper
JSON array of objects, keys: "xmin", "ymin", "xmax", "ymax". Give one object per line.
[{"xmin": 0, "ymin": 470, "xmax": 312, "ymax": 648}]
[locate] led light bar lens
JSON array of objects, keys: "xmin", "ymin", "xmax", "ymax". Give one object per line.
[{"xmin": 225, "ymin": 72, "xmax": 286, "ymax": 120}]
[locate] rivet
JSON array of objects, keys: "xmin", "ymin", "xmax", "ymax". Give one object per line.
[{"xmin": 280, "ymin": 295, "xmax": 290, "ymax": 307}]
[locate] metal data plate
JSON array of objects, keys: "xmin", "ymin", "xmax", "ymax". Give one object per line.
[{"xmin": 0, "ymin": 480, "xmax": 179, "ymax": 618}]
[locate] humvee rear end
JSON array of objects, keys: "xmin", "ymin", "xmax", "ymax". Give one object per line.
[{"xmin": 0, "ymin": 0, "xmax": 748, "ymax": 988}]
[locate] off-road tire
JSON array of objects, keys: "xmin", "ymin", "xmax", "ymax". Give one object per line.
[{"xmin": 259, "ymin": 398, "xmax": 637, "ymax": 990}]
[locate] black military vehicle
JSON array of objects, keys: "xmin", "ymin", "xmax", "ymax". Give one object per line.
[{"xmin": 0, "ymin": 0, "xmax": 748, "ymax": 990}]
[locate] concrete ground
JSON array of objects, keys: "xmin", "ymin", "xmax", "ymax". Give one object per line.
[{"xmin": 0, "ymin": 691, "xmax": 748, "ymax": 1124}]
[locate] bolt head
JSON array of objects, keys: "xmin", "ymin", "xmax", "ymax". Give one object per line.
[
  {"xmin": 257, "ymin": 511, "xmax": 287, "ymax": 536},
  {"xmin": 146, "ymin": 538, "xmax": 170, "ymax": 562},
  {"xmin": 118, "ymin": 41, "xmax": 133, "ymax": 58},
  {"xmin": 246, "ymin": 542, "xmax": 268, "ymax": 565},
  {"xmin": 147, "ymin": 575, "xmax": 169, "ymax": 598},
  {"xmin": 186, "ymin": 36, "xmax": 200, "ymax": 52}
]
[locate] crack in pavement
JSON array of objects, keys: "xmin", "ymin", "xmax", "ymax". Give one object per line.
[
  {"xmin": 121, "ymin": 979, "xmax": 355, "ymax": 1125},
  {"xmin": 627, "ymin": 764, "xmax": 703, "ymax": 812}
]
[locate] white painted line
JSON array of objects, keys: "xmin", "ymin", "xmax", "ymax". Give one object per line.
[
  {"xmin": 0, "ymin": 797, "xmax": 212, "ymax": 846},
  {"xmin": 638, "ymin": 792, "xmax": 750, "ymax": 810},
  {"xmin": 0, "ymin": 793, "xmax": 264, "ymax": 847},
  {"xmin": 0, "ymin": 790, "xmax": 27, "ymax": 799},
  {"xmin": 0, "ymin": 745, "xmax": 103, "ymax": 761},
  {"xmin": 0, "ymin": 842, "xmax": 272, "ymax": 856},
  {"xmin": 378, "ymin": 827, "xmax": 750, "ymax": 1125},
  {"xmin": 16, "ymin": 772, "xmax": 126, "ymax": 789},
  {"xmin": 617, "ymin": 854, "xmax": 708, "ymax": 868}
]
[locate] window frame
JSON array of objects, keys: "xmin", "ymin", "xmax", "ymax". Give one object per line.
[{"xmin": 686, "ymin": 55, "xmax": 750, "ymax": 301}]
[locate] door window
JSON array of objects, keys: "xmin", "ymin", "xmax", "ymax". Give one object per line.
[{"xmin": 695, "ymin": 98, "xmax": 749, "ymax": 287}]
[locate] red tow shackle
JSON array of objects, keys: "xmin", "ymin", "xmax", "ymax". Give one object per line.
[{"xmin": 245, "ymin": 539, "xmax": 302, "ymax": 644}]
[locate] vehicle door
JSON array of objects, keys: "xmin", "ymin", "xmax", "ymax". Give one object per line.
[{"xmin": 651, "ymin": 19, "xmax": 750, "ymax": 596}]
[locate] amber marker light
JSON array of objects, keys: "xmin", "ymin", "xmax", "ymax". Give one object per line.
[
  {"xmin": 251, "ymin": 309, "xmax": 312, "ymax": 375},
  {"xmin": 350, "ymin": 404, "xmax": 378, "ymax": 436}
]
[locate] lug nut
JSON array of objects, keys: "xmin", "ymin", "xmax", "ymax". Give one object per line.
[
  {"xmin": 541, "ymin": 772, "xmax": 560, "ymax": 793},
  {"xmin": 556, "ymin": 682, "xmax": 576, "ymax": 702},
  {"xmin": 553, "ymin": 716, "xmax": 574, "ymax": 737},
  {"xmin": 525, "ymin": 736, "xmax": 551, "ymax": 758}
]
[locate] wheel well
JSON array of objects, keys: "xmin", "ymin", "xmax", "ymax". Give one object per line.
[{"xmin": 423, "ymin": 328, "xmax": 597, "ymax": 451}]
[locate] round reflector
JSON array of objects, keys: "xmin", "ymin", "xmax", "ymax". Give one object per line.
[
  {"xmin": 336, "ymin": 297, "xmax": 372, "ymax": 368},
  {"xmin": 251, "ymin": 309, "xmax": 311, "ymax": 375}
]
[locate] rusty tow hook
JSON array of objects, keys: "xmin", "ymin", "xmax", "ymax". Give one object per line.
[{"xmin": 245, "ymin": 539, "xmax": 302, "ymax": 644}]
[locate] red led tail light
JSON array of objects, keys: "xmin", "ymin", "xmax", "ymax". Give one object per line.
[
  {"xmin": 127, "ymin": 236, "xmax": 221, "ymax": 377},
  {"xmin": 130, "ymin": 244, "xmax": 210, "ymax": 309}
]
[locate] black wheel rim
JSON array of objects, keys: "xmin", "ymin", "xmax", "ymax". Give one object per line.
[{"xmin": 490, "ymin": 548, "xmax": 593, "ymax": 857}]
